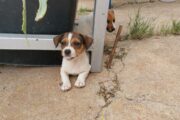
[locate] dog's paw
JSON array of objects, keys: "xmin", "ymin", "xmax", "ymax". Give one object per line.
[
  {"xmin": 74, "ymin": 80, "xmax": 86, "ymax": 88},
  {"xmin": 61, "ymin": 83, "xmax": 71, "ymax": 91}
]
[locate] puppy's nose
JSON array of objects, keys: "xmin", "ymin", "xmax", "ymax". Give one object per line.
[
  {"xmin": 107, "ymin": 27, "xmax": 115, "ymax": 32},
  {"xmin": 64, "ymin": 49, "xmax": 71, "ymax": 56},
  {"xmin": 106, "ymin": 27, "xmax": 109, "ymax": 31}
]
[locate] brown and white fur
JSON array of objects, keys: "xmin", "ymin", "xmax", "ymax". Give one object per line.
[
  {"xmin": 74, "ymin": 9, "xmax": 116, "ymax": 36},
  {"xmin": 53, "ymin": 32, "xmax": 93, "ymax": 91}
]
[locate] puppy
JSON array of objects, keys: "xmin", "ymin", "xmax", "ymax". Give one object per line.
[
  {"xmin": 53, "ymin": 32, "xmax": 93, "ymax": 91},
  {"xmin": 107, "ymin": 9, "xmax": 116, "ymax": 32},
  {"xmin": 74, "ymin": 9, "xmax": 116, "ymax": 36}
]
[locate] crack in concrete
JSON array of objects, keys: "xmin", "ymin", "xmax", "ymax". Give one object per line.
[
  {"xmin": 145, "ymin": 99, "xmax": 179, "ymax": 108},
  {"xmin": 97, "ymin": 74, "xmax": 119, "ymax": 103},
  {"xmin": 95, "ymin": 73, "xmax": 120, "ymax": 119},
  {"xmin": 95, "ymin": 47, "xmax": 128, "ymax": 120},
  {"xmin": 114, "ymin": 47, "xmax": 128, "ymax": 72},
  {"xmin": 125, "ymin": 95, "xmax": 179, "ymax": 108},
  {"xmin": 95, "ymin": 72, "xmax": 122, "ymax": 119},
  {"xmin": 94, "ymin": 101, "xmax": 112, "ymax": 120}
]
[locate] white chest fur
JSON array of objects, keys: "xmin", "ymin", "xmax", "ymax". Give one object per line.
[{"xmin": 61, "ymin": 52, "xmax": 91, "ymax": 75}]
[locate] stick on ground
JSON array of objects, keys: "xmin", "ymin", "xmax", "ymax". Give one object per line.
[{"xmin": 106, "ymin": 25, "xmax": 123, "ymax": 69}]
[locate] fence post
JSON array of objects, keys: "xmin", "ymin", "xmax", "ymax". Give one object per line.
[{"xmin": 91, "ymin": 0, "xmax": 110, "ymax": 72}]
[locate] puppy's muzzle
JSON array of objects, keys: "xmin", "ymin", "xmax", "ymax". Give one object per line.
[{"xmin": 107, "ymin": 27, "xmax": 115, "ymax": 32}]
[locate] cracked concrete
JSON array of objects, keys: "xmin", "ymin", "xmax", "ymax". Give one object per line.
[
  {"xmin": 1, "ymin": 1, "xmax": 180, "ymax": 120},
  {"xmin": 98, "ymin": 36, "xmax": 180, "ymax": 120}
]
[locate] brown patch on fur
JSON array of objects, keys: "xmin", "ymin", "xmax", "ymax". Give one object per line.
[
  {"xmin": 53, "ymin": 33, "xmax": 68, "ymax": 47},
  {"xmin": 71, "ymin": 38, "xmax": 85, "ymax": 56},
  {"xmin": 79, "ymin": 34, "xmax": 93, "ymax": 49},
  {"xmin": 69, "ymin": 32, "xmax": 93, "ymax": 49},
  {"xmin": 61, "ymin": 38, "xmax": 69, "ymax": 49}
]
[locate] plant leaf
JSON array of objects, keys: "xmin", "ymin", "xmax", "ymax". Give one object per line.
[
  {"xmin": 35, "ymin": 0, "xmax": 48, "ymax": 21},
  {"xmin": 22, "ymin": 0, "xmax": 27, "ymax": 34}
]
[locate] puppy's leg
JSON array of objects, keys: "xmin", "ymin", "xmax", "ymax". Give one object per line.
[
  {"xmin": 75, "ymin": 68, "xmax": 90, "ymax": 88},
  {"xmin": 60, "ymin": 70, "xmax": 71, "ymax": 91}
]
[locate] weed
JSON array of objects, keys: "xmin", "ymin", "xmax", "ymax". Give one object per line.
[
  {"xmin": 126, "ymin": 9, "xmax": 154, "ymax": 40},
  {"xmin": 78, "ymin": 7, "xmax": 92, "ymax": 15},
  {"xmin": 171, "ymin": 20, "xmax": 180, "ymax": 35},
  {"xmin": 160, "ymin": 24, "xmax": 172, "ymax": 36},
  {"xmin": 160, "ymin": 20, "xmax": 180, "ymax": 35}
]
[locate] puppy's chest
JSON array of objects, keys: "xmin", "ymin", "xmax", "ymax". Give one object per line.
[{"xmin": 62, "ymin": 57, "xmax": 90, "ymax": 75}]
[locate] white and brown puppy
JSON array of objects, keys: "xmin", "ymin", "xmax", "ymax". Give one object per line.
[{"xmin": 53, "ymin": 32, "xmax": 93, "ymax": 91}]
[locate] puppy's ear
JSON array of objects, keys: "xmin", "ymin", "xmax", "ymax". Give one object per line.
[
  {"xmin": 80, "ymin": 34, "xmax": 93, "ymax": 49},
  {"xmin": 53, "ymin": 34, "xmax": 64, "ymax": 47}
]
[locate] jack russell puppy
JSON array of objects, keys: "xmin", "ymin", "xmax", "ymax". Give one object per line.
[
  {"xmin": 74, "ymin": 9, "xmax": 116, "ymax": 36},
  {"xmin": 53, "ymin": 32, "xmax": 93, "ymax": 91}
]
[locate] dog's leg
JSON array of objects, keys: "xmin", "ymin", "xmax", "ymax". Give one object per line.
[
  {"xmin": 60, "ymin": 70, "xmax": 71, "ymax": 91},
  {"xmin": 75, "ymin": 69, "xmax": 90, "ymax": 88}
]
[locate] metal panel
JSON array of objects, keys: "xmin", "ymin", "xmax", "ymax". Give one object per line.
[
  {"xmin": 91, "ymin": 0, "xmax": 110, "ymax": 72},
  {"xmin": 0, "ymin": 34, "xmax": 57, "ymax": 50},
  {"xmin": 0, "ymin": 34, "xmax": 94, "ymax": 51}
]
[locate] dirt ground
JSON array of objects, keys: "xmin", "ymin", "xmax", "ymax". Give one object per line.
[{"xmin": 0, "ymin": 1, "xmax": 180, "ymax": 120}]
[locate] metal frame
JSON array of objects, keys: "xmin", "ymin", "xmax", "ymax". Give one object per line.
[
  {"xmin": 0, "ymin": 0, "xmax": 109, "ymax": 72},
  {"xmin": 0, "ymin": 34, "xmax": 56, "ymax": 50},
  {"xmin": 91, "ymin": 0, "xmax": 109, "ymax": 72}
]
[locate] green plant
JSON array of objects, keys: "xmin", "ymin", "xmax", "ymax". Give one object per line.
[
  {"xmin": 160, "ymin": 24, "xmax": 172, "ymax": 36},
  {"xmin": 126, "ymin": 9, "xmax": 154, "ymax": 40},
  {"xmin": 22, "ymin": 0, "xmax": 27, "ymax": 34},
  {"xmin": 171, "ymin": 20, "xmax": 180, "ymax": 35},
  {"xmin": 160, "ymin": 20, "xmax": 180, "ymax": 35},
  {"xmin": 78, "ymin": 7, "xmax": 92, "ymax": 15},
  {"xmin": 22, "ymin": 0, "xmax": 48, "ymax": 34},
  {"xmin": 35, "ymin": 0, "xmax": 48, "ymax": 22}
]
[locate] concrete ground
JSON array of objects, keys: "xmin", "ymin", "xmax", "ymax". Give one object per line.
[{"xmin": 1, "ymin": 1, "xmax": 180, "ymax": 120}]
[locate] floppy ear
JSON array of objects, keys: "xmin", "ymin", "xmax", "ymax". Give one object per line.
[
  {"xmin": 80, "ymin": 34, "xmax": 93, "ymax": 49},
  {"xmin": 53, "ymin": 34, "xmax": 64, "ymax": 47}
]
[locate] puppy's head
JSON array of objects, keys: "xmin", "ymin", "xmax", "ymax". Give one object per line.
[
  {"xmin": 53, "ymin": 32, "xmax": 93, "ymax": 60},
  {"xmin": 107, "ymin": 9, "xmax": 116, "ymax": 32}
]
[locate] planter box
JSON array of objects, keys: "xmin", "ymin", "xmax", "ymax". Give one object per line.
[
  {"xmin": 0, "ymin": 0, "xmax": 77, "ymax": 66},
  {"xmin": 0, "ymin": 0, "xmax": 77, "ymax": 34}
]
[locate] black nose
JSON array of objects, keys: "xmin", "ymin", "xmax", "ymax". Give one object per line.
[
  {"xmin": 106, "ymin": 27, "xmax": 109, "ymax": 31},
  {"xmin": 107, "ymin": 27, "xmax": 115, "ymax": 32},
  {"xmin": 64, "ymin": 49, "xmax": 71, "ymax": 56}
]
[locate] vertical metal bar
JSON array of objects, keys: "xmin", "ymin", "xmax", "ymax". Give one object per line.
[{"xmin": 91, "ymin": 0, "xmax": 110, "ymax": 72}]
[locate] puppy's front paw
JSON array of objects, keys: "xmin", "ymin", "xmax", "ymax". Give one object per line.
[
  {"xmin": 61, "ymin": 83, "xmax": 71, "ymax": 91},
  {"xmin": 75, "ymin": 80, "xmax": 85, "ymax": 88}
]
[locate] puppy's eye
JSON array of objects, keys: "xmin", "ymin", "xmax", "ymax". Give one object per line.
[
  {"xmin": 61, "ymin": 41, "xmax": 67, "ymax": 46},
  {"xmin": 113, "ymin": 19, "xmax": 115, "ymax": 22},
  {"xmin": 73, "ymin": 42, "xmax": 81, "ymax": 47},
  {"xmin": 107, "ymin": 20, "xmax": 110, "ymax": 24}
]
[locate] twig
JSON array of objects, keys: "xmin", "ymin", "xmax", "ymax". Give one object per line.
[{"xmin": 106, "ymin": 25, "xmax": 123, "ymax": 69}]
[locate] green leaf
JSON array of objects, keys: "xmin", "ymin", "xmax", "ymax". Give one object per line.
[
  {"xmin": 35, "ymin": 0, "xmax": 48, "ymax": 21},
  {"xmin": 22, "ymin": 0, "xmax": 27, "ymax": 34}
]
